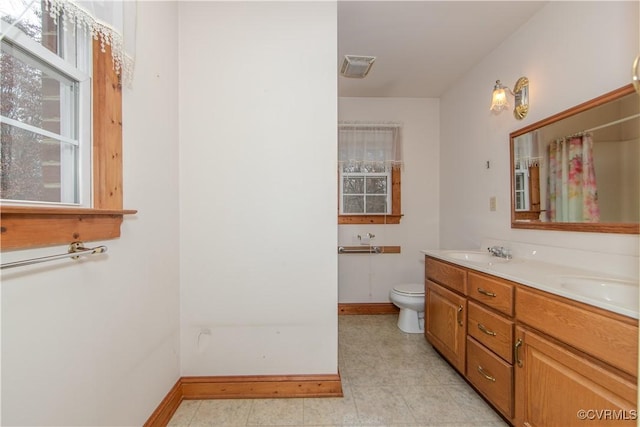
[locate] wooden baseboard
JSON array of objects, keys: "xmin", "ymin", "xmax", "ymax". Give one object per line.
[
  {"xmin": 338, "ymin": 302, "xmax": 399, "ymax": 315},
  {"xmin": 143, "ymin": 379, "xmax": 182, "ymax": 427},
  {"xmin": 182, "ymin": 374, "xmax": 343, "ymax": 399},
  {"xmin": 144, "ymin": 373, "xmax": 342, "ymax": 426}
]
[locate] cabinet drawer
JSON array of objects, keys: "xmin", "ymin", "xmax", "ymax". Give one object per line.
[
  {"xmin": 426, "ymin": 257, "xmax": 467, "ymax": 295},
  {"xmin": 468, "ymin": 272, "xmax": 514, "ymax": 316},
  {"xmin": 466, "ymin": 337, "xmax": 513, "ymax": 419},
  {"xmin": 517, "ymin": 286, "xmax": 638, "ymax": 377},
  {"xmin": 468, "ymin": 301, "xmax": 514, "ymax": 363}
]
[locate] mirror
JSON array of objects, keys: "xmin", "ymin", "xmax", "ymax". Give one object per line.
[{"xmin": 510, "ymin": 84, "xmax": 639, "ymax": 234}]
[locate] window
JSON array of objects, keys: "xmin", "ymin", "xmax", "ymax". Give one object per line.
[
  {"xmin": 338, "ymin": 123, "xmax": 402, "ymax": 224},
  {"xmin": 513, "ymin": 131, "xmax": 541, "ymax": 221},
  {"xmin": 513, "ymin": 163, "xmax": 541, "ymax": 221},
  {"xmin": 0, "ymin": 1, "xmax": 135, "ymax": 251},
  {"xmin": 1, "ymin": 8, "xmax": 91, "ymax": 206},
  {"xmin": 341, "ymin": 165, "xmax": 391, "ymax": 214},
  {"xmin": 514, "ymin": 165, "xmax": 530, "ymax": 211}
]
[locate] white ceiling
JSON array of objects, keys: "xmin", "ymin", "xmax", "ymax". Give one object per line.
[{"xmin": 338, "ymin": 1, "xmax": 547, "ymax": 98}]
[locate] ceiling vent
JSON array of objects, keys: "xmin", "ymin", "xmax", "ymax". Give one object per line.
[{"xmin": 340, "ymin": 55, "xmax": 376, "ymax": 78}]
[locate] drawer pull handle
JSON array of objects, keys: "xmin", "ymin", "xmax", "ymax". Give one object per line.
[
  {"xmin": 477, "ymin": 366, "xmax": 496, "ymax": 382},
  {"xmin": 477, "ymin": 323, "xmax": 497, "ymax": 336},
  {"xmin": 515, "ymin": 338, "xmax": 523, "ymax": 367},
  {"xmin": 457, "ymin": 305, "xmax": 463, "ymax": 327},
  {"xmin": 477, "ymin": 288, "xmax": 497, "ymax": 297}
]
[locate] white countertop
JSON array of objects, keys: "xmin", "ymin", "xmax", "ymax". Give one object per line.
[{"xmin": 421, "ymin": 249, "xmax": 639, "ymax": 319}]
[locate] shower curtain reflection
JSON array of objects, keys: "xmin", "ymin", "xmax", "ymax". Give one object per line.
[{"xmin": 547, "ymin": 134, "xmax": 600, "ymax": 222}]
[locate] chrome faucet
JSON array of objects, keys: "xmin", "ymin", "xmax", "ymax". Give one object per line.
[{"xmin": 487, "ymin": 246, "xmax": 512, "ymax": 260}]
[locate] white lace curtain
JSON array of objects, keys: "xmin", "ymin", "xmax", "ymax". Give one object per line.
[
  {"xmin": 514, "ymin": 130, "xmax": 542, "ymax": 169},
  {"xmin": 1, "ymin": 0, "xmax": 136, "ymax": 84},
  {"xmin": 338, "ymin": 122, "xmax": 403, "ymax": 171}
]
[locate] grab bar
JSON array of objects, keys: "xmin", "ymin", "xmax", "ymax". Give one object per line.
[
  {"xmin": 1, "ymin": 242, "xmax": 108, "ymax": 270},
  {"xmin": 338, "ymin": 246, "xmax": 382, "ymax": 254}
]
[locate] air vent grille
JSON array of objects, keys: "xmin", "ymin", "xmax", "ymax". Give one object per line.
[{"xmin": 340, "ymin": 55, "xmax": 376, "ymax": 78}]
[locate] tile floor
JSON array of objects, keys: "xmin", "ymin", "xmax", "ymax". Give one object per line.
[{"xmin": 168, "ymin": 315, "xmax": 509, "ymax": 426}]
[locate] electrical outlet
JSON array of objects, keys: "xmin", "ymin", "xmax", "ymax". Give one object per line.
[{"xmin": 489, "ymin": 196, "xmax": 497, "ymax": 211}]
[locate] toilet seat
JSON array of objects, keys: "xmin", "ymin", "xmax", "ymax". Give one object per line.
[{"xmin": 392, "ymin": 283, "xmax": 424, "ymax": 295}]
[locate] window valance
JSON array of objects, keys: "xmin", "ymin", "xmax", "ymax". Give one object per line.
[
  {"xmin": 2, "ymin": 0, "xmax": 136, "ymax": 85},
  {"xmin": 338, "ymin": 122, "xmax": 403, "ymax": 171},
  {"xmin": 514, "ymin": 130, "xmax": 542, "ymax": 169}
]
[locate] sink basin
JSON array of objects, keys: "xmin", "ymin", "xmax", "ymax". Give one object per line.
[
  {"xmin": 442, "ymin": 251, "xmax": 510, "ymax": 264},
  {"xmin": 558, "ymin": 275, "xmax": 639, "ymax": 307}
]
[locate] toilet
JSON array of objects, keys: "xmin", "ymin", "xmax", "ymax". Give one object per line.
[{"xmin": 389, "ymin": 283, "xmax": 425, "ymax": 333}]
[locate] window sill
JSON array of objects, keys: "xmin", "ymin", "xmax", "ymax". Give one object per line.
[
  {"xmin": 514, "ymin": 210, "xmax": 541, "ymax": 221},
  {"xmin": 1, "ymin": 206, "xmax": 137, "ymax": 251},
  {"xmin": 338, "ymin": 214, "xmax": 402, "ymax": 225}
]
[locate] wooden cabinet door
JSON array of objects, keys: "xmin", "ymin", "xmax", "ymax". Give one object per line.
[
  {"xmin": 425, "ymin": 280, "xmax": 466, "ymax": 373},
  {"xmin": 514, "ymin": 326, "xmax": 637, "ymax": 427}
]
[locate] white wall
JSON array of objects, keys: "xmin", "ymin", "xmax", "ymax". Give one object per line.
[
  {"xmin": 178, "ymin": 2, "xmax": 338, "ymax": 376},
  {"xmin": 0, "ymin": 2, "xmax": 181, "ymax": 426},
  {"xmin": 440, "ymin": 1, "xmax": 639, "ymax": 261},
  {"xmin": 338, "ymin": 98, "xmax": 439, "ymax": 302}
]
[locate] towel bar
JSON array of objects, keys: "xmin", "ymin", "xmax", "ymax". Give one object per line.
[{"xmin": 1, "ymin": 242, "xmax": 108, "ymax": 270}]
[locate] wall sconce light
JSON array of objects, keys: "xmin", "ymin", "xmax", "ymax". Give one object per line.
[{"xmin": 490, "ymin": 76, "xmax": 529, "ymax": 120}]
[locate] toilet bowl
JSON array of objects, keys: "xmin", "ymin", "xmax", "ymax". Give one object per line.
[{"xmin": 389, "ymin": 283, "xmax": 425, "ymax": 333}]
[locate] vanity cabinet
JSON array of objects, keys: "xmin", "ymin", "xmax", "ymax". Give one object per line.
[
  {"xmin": 424, "ymin": 255, "xmax": 638, "ymax": 427},
  {"xmin": 424, "ymin": 257, "xmax": 516, "ymax": 418}
]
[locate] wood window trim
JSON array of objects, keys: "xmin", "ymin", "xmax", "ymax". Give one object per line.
[
  {"xmin": 514, "ymin": 164, "xmax": 541, "ymax": 221},
  {"xmin": 338, "ymin": 168, "xmax": 402, "ymax": 225},
  {"xmin": 1, "ymin": 41, "xmax": 136, "ymax": 251}
]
